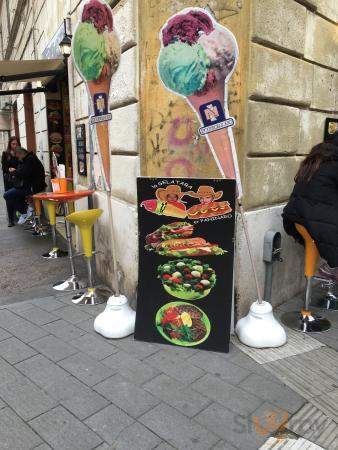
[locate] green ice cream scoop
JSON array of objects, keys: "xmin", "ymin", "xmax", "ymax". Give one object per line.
[
  {"xmin": 73, "ymin": 22, "xmax": 107, "ymax": 81},
  {"xmin": 158, "ymin": 41, "xmax": 210, "ymax": 96}
]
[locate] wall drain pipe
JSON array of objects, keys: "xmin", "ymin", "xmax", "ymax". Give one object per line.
[{"xmin": 263, "ymin": 230, "xmax": 283, "ymax": 303}]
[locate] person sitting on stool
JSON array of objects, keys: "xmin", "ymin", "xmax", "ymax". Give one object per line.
[
  {"xmin": 3, "ymin": 146, "xmax": 46, "ymax": 226},
  {"xmin": 283, "ymin": 132, "xmax": 338, "ymax": 282}
]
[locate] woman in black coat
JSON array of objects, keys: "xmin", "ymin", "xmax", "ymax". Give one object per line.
[
  {"xmin": 1, "ymin": 136, "xmax": 20, "ymax": 226},
  {"xmin": 283, "ymin": 135, "xmax": 338, "ymax": 281},
  {"xmin": 1, "ymin": 136, "xmax": 20, "ymax": 190}
]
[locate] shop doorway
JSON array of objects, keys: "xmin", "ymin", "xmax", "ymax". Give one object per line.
[{"xmin": 45, "ymin": 75, "xmax": 72, "ymax": 179}]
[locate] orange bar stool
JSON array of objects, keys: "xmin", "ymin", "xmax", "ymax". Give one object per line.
[
  {"xmin": 282, "ymin": 224, "xmax": 330, "ymax": 333},
  {"xmin": 66, "ymin": 208, "xmax": 105, "ymax": 305},
  {"xmin": 41, "ymin": 200, "xmax": 67, "ymax": 259}
]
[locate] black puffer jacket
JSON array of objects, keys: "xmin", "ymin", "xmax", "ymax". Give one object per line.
[
  {"xmin": 283, "ymin": 147, "xmax": 338, "ymax": 267},
  {"xmin": 15, "ymin": 152, "xmax": 46, "ymax": 194}
]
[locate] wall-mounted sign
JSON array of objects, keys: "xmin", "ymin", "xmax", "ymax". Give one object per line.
[
  {"xmin": 324, "ymin": 118, "xmax": 338, "ymax": 142},
  {"xmin": 135, "ymin": 177, "xmax": 236, "ymax": 353},
  {"xmin": 42, "ymin": 22, "xmax": 64, "ymax": 59},
  {"xmin": 76, "ymin": 124, "xmax": 87, "ymax": 176},
  {"xmin": 157, "ymin": 7, "xmax": 240, "ymax": 183}
]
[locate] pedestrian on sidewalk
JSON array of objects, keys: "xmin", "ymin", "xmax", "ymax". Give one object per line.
[
  {"xmin": 3, "ymin": 146, "xmax": 46, "ymax": 226},
  {"xmin": 283, "ymin": 131, "xmax": 338, "ymax": 281},
  {"xmin": 1, "ymin": 136, "xmax": 20, "ymax": 226}
]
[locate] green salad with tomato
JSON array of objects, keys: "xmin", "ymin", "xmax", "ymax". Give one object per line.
[{"xmin": 158, "ymin": 258, "xmax": 216, "ymax": 300}]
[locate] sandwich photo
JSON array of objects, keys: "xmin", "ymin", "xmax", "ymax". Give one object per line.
[
  {"xmin": 145, "ymin": 221, "xmax": 225, "ymax": 256},
  {"xmin": 145, "ymin": 222, "xmax": 193, "ymax": 249},
  {"xmin": 187, "ymin": 200, "xmax": 232, "ymax": 219}
]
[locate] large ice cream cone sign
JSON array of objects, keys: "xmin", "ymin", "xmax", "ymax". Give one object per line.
[
  {"xmin": 72, "ymin": 0, "xmax": 121, "ymax": 189},
  {"xmin": 157, "ymin": 8, "xmax": 241, "ymax": 195}
]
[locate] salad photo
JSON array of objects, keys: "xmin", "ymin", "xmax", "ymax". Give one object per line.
[
  {"xmin": 158, "ymin": 258, "xmax": 216, "ymax": 300},
  {"xmin": 155, "ymin": 302, "xmax": 211, "ymax": 346}
]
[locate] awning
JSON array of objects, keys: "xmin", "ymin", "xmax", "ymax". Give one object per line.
[{"xmin": 0, "ymin": 59, "xmax": 65, "ymax": 84}]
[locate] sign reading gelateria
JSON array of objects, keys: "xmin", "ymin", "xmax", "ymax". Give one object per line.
[{"xmin": 135, "ymin": 177, "xmax": 236, "ymax": 352}]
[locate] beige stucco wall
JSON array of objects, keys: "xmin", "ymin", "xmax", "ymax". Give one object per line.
[
  {"xmin": 243, "ymin": 0, "xmax": 338, "ymax": 210},
  {"xmin": 1, "ymin": 0, "xmax": 337, "ymax": 316}
]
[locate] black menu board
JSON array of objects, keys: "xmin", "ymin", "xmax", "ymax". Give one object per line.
[
  {"xmin": 135, "ymin": 177, "xmax": 236, "ymax": 353},
  {"xmin": 76, "ymin": 124, "xmax": 87, "ymax": 176}
]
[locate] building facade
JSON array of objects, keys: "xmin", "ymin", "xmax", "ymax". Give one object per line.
[{"xmin": 1, "ymin": 0, "xmax": 337, "ymax": 317}]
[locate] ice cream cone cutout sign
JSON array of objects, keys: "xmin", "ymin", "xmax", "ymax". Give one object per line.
[
  {"xmin": 157, "ymin": 8, "xmax": 240, "ymax": 182},
  {"xmin": 72, "ymin": 0, "xmax": 121, "ymax": 188}
]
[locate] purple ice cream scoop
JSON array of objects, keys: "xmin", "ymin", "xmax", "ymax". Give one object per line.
[{"xmin": 162, "ymin": 10, "xmax": 214, "ymax": 46}]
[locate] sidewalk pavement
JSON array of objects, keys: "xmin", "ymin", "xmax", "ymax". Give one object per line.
[{"xmin": 0, "ymin": 181, "xmax": 337, "ymax": 449}]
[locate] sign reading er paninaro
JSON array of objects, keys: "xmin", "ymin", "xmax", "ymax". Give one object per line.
[{"xmin": 135, "ymin": 177, "xmax": 236, "ymax": 353}]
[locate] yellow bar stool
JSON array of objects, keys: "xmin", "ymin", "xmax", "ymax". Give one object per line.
[
  {"xmin": 282, "ymin": 224, "xmax": 330, "ymax": 333},
  {"xmin": 31, "ymin": 198, "xmax": 49, "ymax": 236},
  {"xmin": 42, "ymin": 200, "xmax": 67, "ymax": 259},
  {"xmin": 66, "ymin": 208, "xmax": 104, "ymax": 305}
]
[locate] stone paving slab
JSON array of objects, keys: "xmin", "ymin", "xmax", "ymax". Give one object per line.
[
  {"xmin": 191, "ymin": 373, "xmax": 263, "ymax": 415},
  {"xmin": 101, "ymin": 349, "xmax": 160, "ymax": 385},
  {"xmin": 287, "ymin": 402, "xmax": 338, "ymax": 450},
  {"xmin": 139, "ymin": 403, "xmax": 220, "ymax": 450},
  {"xmin": 42, "ymin": 375, "xmax": 110, "ymax": 421},
  {"xmin": 70, "ymin": 333, "xmax": 119, "ymax": 360},
  {"xmin": 0, "ymin": 336, "xmax": 37, "ymax": 364},
  {"xmin": 238, "ymin": 373, "xmax": 305, "ymax": 414},
  {"xmin": 0, "ymin": 407, "xmax": 42, "ymax": 449},
  {"xmin": 0, "ymin": 309, "xmax": 49, "ymax": 342},
  {"xmin": 58, "ymin": 351, "xmax": 115, "ymax": 386},
  {"xmin": 143, "ymin": 373, "xmax": 211, "ymax": 418},
  {"xmin": 42, "ymin": 318, "xmax": 87, "ymax": 340},
  {"xmin": 15, "ymin": 354, "xmax": 71, "ymax": 390},
  {"xmin": 264, "ymin": 347, "xmax": 338, "ymax": 400},
  {"xmin": 94, "ymin": 373, "xmax": 161, "ymax": 418},
  {"xmin": 0, "ymin": 326, "xmax": 11, "ymax": 341},
  {"xmin": 110, "ymin": 421, "xmax": 162, "ymax": 450},
  {"xmin": 84, "ymin": 403, "xmax": 134, "ymax": 445},
  {"xmin": 194, "ymin": 401, "xmax": 268, "ymax": 450},
  {"xmin": 12, "ymin": 305, "xmax": 59, "ymax": 326},
  {"xmin": 0, "ymin": 376, "xmax": 57, "ymax": 421},
  {"xmin": 145, "ymin": 349, "xmax": 205, "ymax": 383},
  {"xmin": 29, "ymin": 334, "xmax": 79, "ymax": 362},
  {"xmin": 29, "ymin": 406, "xmax": 103, "ymax": 450},
  {"xmin": 187, "ymin": 348, "xmax": 251, "ymax": 384}
]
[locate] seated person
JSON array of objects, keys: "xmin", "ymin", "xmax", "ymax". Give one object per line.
[
  {"xmin": 3, "ymin": 147, "xmax": 46, "ymax": 226},
  {"xmin": 283, "ymin": 133, "xmax": 338, "ymax": 281}
]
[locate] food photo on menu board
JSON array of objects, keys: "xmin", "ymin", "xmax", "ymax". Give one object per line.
[{"xmin": 135, "ymin": 177, "xmax": 236, "ymax": 353}]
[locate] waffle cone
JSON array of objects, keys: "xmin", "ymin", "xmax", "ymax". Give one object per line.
[
  {"xmin": 187, "ymin": 80, "xmax": 235, "ymax": 179},
  {"xmin": 87, "ymin": 77, "xmax": 112, "ymax": 187}
]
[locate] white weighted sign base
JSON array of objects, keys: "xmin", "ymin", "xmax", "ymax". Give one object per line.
[
  {"xmin": 94, "ymin": 295, "xmax": 136, "ymax": 339},
  {"xmin": 235, "ymin": 300, "xmax": 287, "ymax": 348}
]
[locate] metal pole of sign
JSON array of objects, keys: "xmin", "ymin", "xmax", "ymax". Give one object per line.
[
  {"xmin": 87, "ymin": 99, "xmax": 96, "ymax": 210},
  {"xmin": 222, "ymin": 83, "xmax": 263, "ymax": 304},
  {"xmin": 91, "ymin": 117, "xmax": 120, "ymax": 297}
]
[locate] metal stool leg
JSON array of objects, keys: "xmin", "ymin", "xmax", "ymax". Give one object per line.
[
  {"xmin": 72, "ymin": 256, "xmax": 105, "ymax": 305},
  {"xmin": 42, "ymin": 201, "xmax": 67, "ymax": 259},
  {"xmin": 282, "ymin": 276, "xmax": 331, "ymax": 333},
  {"xmin": 281, "ymin": 224, "xmax": 330, "ymax": 333},
  {"xmin": 313, "ymin": 277, "xmax": 338, "ymax": 310},
  {"xmin": 53, "ymin": 203, "xmax": 85, "ymax": 291}
]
